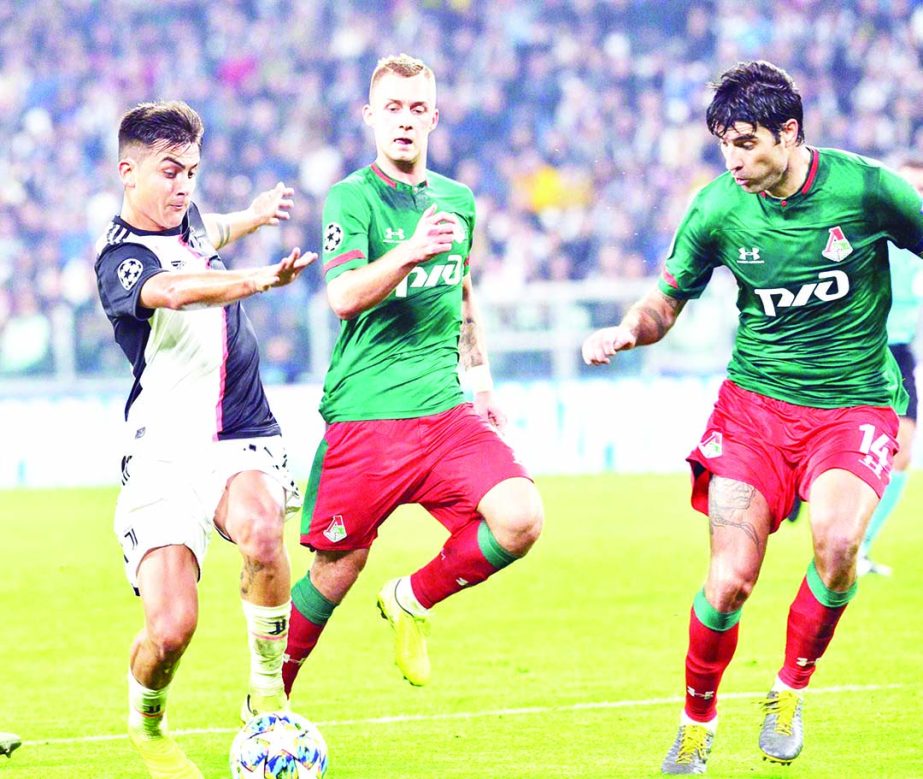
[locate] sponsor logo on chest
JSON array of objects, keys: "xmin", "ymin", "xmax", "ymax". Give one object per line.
[{"xmin": 395, "ymin": 254, "xmax": 463, "ymax": 298}]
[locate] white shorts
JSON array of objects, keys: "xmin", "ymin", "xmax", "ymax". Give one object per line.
[{"xmin": 114, "ymin": 435, "xmax": 302, "ymax": 593}]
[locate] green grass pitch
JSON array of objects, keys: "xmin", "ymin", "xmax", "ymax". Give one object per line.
[{"xmin": 1, "ymin": 474, "xmax": 921, "ymax": 778}]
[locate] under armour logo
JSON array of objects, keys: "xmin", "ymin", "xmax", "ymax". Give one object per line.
[
  {"xmin": 795, "ymin": 657, "xmax": 815, "ymax": 667},
  {"xmin": 686, "ymin": 686, "xmax": 715, "ymax": 699},
  {"xmin": 738, "ymin": 247, "xmax": 762, "ymax": 263},
  {"xmin": 384, "ymin": 227, "xmax": 405, "ymax": 242}
]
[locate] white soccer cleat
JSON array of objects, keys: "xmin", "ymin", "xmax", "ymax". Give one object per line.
[{"xmin": 0, "ymin": 732, "xmax": 21, "ymax": 758}]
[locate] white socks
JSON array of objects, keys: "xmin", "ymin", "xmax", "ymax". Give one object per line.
[
  {"xmin": 395, "ymin": 576, "xmax": 428, "ymax": 617},
  {"xmin": 242, "ymin": 599, "xmax": 290, "ymax": 698},
  {"xmin": 772, "ymin": 675, "xmax": 803, "ymax": 695},
  {"xmin": 128, "ymin": 671, "xmax": 168, "ymax": 737},
  {"xmin": 681, "ymin": 710, "xmax": 717, "ymax": 733}
]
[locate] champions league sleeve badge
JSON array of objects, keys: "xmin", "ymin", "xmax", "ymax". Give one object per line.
[
  {"xmin": 324, "ymin": 222, "xmax": 343, "ymax": 253},
  {"xmin": 117, "ymin": 258, "xmax": 144, "ymax": 291}
]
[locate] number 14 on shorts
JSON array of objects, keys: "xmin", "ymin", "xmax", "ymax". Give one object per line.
[{"xmin": 858, "ymin": 423, "xmax": 891, "ymax": 477}]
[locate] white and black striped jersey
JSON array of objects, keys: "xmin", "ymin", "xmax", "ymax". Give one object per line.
[{"xmin": 95, "ymin": 203, "xmax": 280, "ymax": 454}]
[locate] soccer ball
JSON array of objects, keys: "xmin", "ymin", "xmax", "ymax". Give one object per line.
[{"xmin": 230, "ymin": 711, "xmax": 328, "ymax": 778}]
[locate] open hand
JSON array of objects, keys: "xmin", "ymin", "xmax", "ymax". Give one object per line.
[{"xmin": 250, "ymin": 181, "xmax": 295, "ymax": 227}]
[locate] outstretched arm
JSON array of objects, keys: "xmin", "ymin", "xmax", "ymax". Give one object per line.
[
  {"xmin": 140, "ymin": 247, "xmax": 316, "ymax": 310},
  {"xmin": 582, "ymin": 286, "xmax": 686, "ymax": 366},
  {"xmin": 460, "ymin": 274, "xmax": 505, "ymax": 428},
  {"xmin": 202, "ymin": 182, "xmax": 294, "ymax": 250}
]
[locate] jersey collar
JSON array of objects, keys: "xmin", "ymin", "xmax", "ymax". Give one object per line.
[
  {"xmin": 758, "ymin": 147, "xmax": 819, "ymax": 207},
  {"xmin": 113, "ymin": 213, "xmax": 184, "ymax": 237},
  {"xmin": 370, "ymin": 162, "xmax": 429, "ymax": 193}
]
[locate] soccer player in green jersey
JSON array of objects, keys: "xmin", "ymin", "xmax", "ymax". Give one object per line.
[
  {"xmin": 858, "ymin": 158, "xmax": 923, "ymax": 576},
  {"xmin": 282, "ymin": 54, "xmax": 544, "ymax": 695},
  {"xmin": 583, "ymin": 61, "xmax": 923, "ymax": 774}
]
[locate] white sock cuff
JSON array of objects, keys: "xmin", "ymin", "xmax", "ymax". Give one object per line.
[
  {"xmin": 241, "ymin": 599, "xmax": 291, "ymax": 620},
  {"xmin": 681, "ymin": 711, "xmax": 717, "ymax": 732},
  {"xmin": 395, "ymin": 577, "xmax": 428, "ymax": 616},
  {"xmin": 128, "ymin": 669, "xmax": 169, "ymax": 697},
  {"xmin": 772, "ymin": 675, "xmax": 804, "ymax": 694}
]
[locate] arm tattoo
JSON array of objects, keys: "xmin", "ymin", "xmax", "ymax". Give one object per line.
[
  {"xmin": 459, "ymin": 314, "xmax": 484, "ymax": 369},
  {"xmin": 708, "ymin": 479, "xmax": 764, "ymax": 554},
  {"xmin": 638, "ymin": 304, "xmax": 669, "ymax": 341}
]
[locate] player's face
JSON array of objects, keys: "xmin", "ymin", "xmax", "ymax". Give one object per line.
[
  {"xmin": 718, "ymin": 122, "xmax": 795, "ymax": 196},
  {"xmin": 120, "ymin": 142, "xmax": 200, "ymax": 231},
  {"xmin": 364, "ymin": 73, "xmax": 438, "ymax": 170}
]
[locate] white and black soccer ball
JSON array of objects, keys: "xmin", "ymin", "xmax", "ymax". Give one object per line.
[{"xmin": 230, "ymin": 711, "xmax": 328, "ymax": 778}]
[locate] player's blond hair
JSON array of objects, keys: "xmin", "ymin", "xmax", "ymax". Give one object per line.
[{"xmin": 369, "ymin": 54, "xmax": 435, "ymax": 101}]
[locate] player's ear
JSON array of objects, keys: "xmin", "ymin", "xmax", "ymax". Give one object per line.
[
  {"xmin": 118, "ymin": 159, "xmax": 136, "ymax": 188},
  {"xmin": 781, "ymin": 118, "xmax": 799, "ymax": 148},
  {"xmin": 362, "ymin": 104, "xmax": 374, "ymax": 127},
  {"xmin": 430, "ymin": 107, "xmax": 439, "ymax": 132}
]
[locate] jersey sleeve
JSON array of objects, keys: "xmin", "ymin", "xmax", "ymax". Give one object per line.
[
  {"xmin": 95, "ymin": 243, "xmax": 165, "ymax": 321},
  {"xmin": 321, "ymin": 181, "xmax": 372, "ymax": 283},
  {"xmin": 875, "ymin": 166, "xmax": 923, "ymax": 254},
  {"xmin": 656, "ymin": 189, "xmax": 718, "ymax": 300},
  {"xmin": 460, "ymin": 188, "xmax": 475, "ymax": 278}
]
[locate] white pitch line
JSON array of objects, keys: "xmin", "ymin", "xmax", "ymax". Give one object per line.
[{"xmin": 26, "ymin": 683, "xmax": 905, "ymax": 746}]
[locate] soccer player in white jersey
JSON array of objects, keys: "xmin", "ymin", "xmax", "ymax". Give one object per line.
[{"xmin": 95, "ymin": 101, "xmax": 315, "ymax": 779}]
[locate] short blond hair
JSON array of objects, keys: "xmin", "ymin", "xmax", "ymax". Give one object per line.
[{"xmin": 369, "ymin": 53, "xmax": 435, "ymax": 101}]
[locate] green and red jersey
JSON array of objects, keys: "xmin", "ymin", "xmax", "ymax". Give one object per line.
[
  {"xmin": 319, "ymin": 163, "xmax": 475, "ymax": 422},
  {"xmin": 659, "ymin": 147, "xmax": 923, "ymax": 411}
]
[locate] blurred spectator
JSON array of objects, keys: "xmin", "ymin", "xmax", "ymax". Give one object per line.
[{"xmin": 1, "ymin": 0, "xmax": 922, "ymax": 382}]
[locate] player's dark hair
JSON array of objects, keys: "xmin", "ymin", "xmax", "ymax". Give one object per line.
[
  {"xmin": 118, "ymin": 100, "xmax": 204, "ymax": 157},
  {"xmin": 706, "ymin": 61, "xmax": 804, "ymax": 143}
]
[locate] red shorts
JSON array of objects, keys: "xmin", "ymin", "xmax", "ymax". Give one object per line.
[
  {"xmin": 687, "ymin": 381, "xmax": 898, "ymax": 532},
  {"xmin": 301, "ymin": 403, "xmax": 531, "ymax": 550}
]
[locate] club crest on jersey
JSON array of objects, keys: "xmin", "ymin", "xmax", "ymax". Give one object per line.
[
  {"xmin": 117, "ymin": 258, "xmax": 144, "ymax": 290},
  {"xmin": 323, "ymin": 515, "xmax": 347, "ymax": 543},
  {"xmin": 324, "ymin": 222, "xmax": 343, "ymax": 253},
  {"xmin": 822, "ymin": 226, "xmax": 853, "ymax": 262},
  {"xmin": 698, "ymin": 431, "xmax": 723, "ymax": 459}
]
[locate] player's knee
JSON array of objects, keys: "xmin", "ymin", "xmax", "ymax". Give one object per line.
[
  {"xmin": 814, "ymin": 532, "xmax": 860, "ymax": 581},
  {"xmin": 147, "ymin": 610, "xmax": 196, "ymax": 662},
  {"xmin": 489, "ymin": 499, "xmax": 544, "ymax": 557},
  {"xmin": 708, "ymin": 569, "xmax": 756, "ymax": 611},
  {"xmin": 233, "ymin": 509, "xmax": 286, "ymax": 567}
]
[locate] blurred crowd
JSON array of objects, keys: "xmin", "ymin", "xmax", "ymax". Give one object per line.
[{"xmin": 2, "ymin": 0, "xmax": 923, "ymax": 381}]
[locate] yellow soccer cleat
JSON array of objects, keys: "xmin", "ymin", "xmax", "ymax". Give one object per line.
[
  {"xmin": 759, "ymin": 690, "xmax": 804, "ymax": 765},
  {"xmin": 376, "ymin": 578, "xmax": 431, "ymax": 687},
  {"xmin": 128, "ymin": 727, "xmax": 203, "ymax": 779},
  {"xmin": 661, "ymin": 723, "xmax": 713, "ymax": 775}
]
